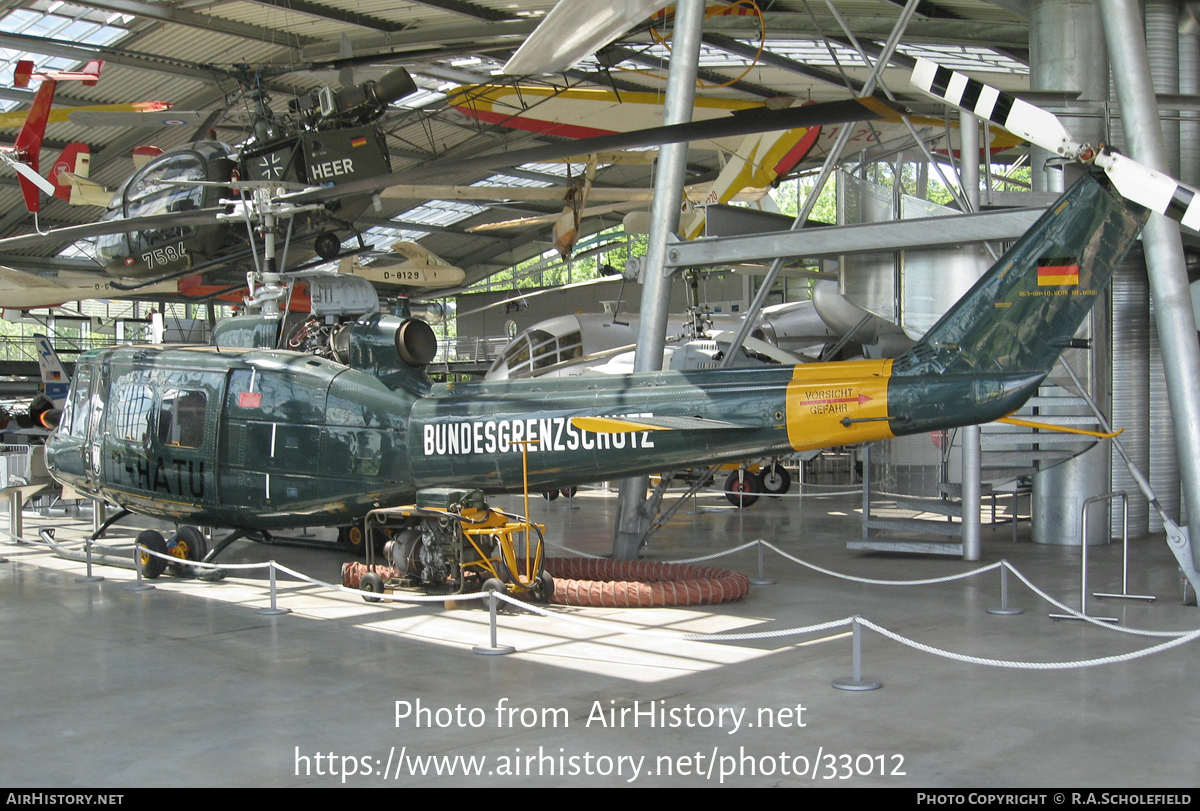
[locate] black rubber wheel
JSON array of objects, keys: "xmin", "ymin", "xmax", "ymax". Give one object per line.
[
  {"xmin": 760, "ymin": 463, "xmax": 792, "ymax": 496},
  {"xmin": 724, "ymin": 470, "xmax": 761, "ymax": 509},
  {"xmin": 314, "ymin": 231, "xmax": 341, "ymax": 260},
  {"xmin": 360, "ymin": 572, "xmax": 384, "ymax": 603},
  {"xmin": 136, "ymin": 530, "xmax": 169, "ymax": 579},
  {"xmin": 534, "ymin": 571, "xmax": 554, "ymax": 603},
  {"xmin": 168, "ymin": 525, "xmax": 208, "ymax": 577},
  {"xmin": 560, "ymin": 487, "xmax": 578, "ymax": 498},
  {"xmin": 542, "ymin": 490, "xmax": 559, "ymax": 501},
  {"xmin": 481, "ymin": 577, "xmax": 506, "ymax": 594},
  {"xmin": 338, "ymin": 521, "xmax": 367, "ymax": 557}
]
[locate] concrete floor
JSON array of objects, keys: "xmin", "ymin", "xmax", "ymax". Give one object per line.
[{"xmin": 1, "ymin": 485, "xmax": 1198, "ymax": 788}]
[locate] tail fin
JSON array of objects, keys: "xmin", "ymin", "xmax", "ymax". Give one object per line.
[
  {"xmin": 50, "ymin": 142, "xmax": 102, "ymax": 205},
  {"xmin": 12, "ymin": 79, "xmax": 57, "ymax": 212},
  {"xmin": 32, "ymin": 334, "xmax": 70, "ymax": 408},
  {"xmin": 892, "ymin": 171, "xmax": 1149, "ymax": 378},
  {"xmin": 77, "ymin": 60, "xmax": 103, "ymax": 86},
  {"xmin": 679, "ymin": 124, "xmax": 820, "ymax": 239},
  {"xmin": 13, "ymin": 59, "xmax": 32, "ymax": 88}
]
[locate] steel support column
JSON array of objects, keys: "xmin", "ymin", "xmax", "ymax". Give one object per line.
[
  {"xmin": 959, "ymin": 110, "xmax": 983, "ymax": 561},
  {"xmin": 1101, "ymin": 0, "xmax": 1200, "ymax": 575},
  {"xmin": 612, "ymin": 0, "xmax": 705, "ymax": 560}
]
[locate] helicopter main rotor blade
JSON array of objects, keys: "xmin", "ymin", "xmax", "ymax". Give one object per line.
[
  {"xmin": 0, "ymin": 207, "xmax": 228, "ymax": 251},
  {"xmin": 0, "ymin": 95, "xmax": 902, "ymax": 249},
  {"xmin": 288, "ymin": 96, "xmax": 905, "ymax": 205}
]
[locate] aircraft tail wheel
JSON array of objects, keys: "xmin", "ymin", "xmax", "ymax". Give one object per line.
[
  {"xmin": 724, "ymin": 470, "xmax": 761, "ymax": 509},
  {"xmin": 338, "ymin": 521, "xmax": 367, "ymax": 557},
  {"xmin": 760, "ymin": 463, "xmax": 792, "ymax": 496},
  {"xmin": 136, "ymin": 530, "xmax": 169, "ymax": 579},
  {"xmin": 359, "ymin": 571, "xmax": 384, "ymax": 603},
  {"xmin": 314, "ymin": 231, "xmax": 341, "ymax": 260},
  {"xmin": 169, "ymin": 525, "xmax": 208, "ymax": 577}
]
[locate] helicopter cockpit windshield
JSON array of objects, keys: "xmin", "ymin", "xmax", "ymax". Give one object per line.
[{"xmin": 95, "ymin": 141, "xmax": 236, "ymax": 276}]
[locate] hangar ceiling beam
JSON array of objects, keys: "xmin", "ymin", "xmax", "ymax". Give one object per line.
[
  {"xmin": 701, "ymin": 32, "xmax": 863, "ymax": 92},
  {"xmin": 399, "ymin": 0, "xmax": 518, "ymax": 22},
  {"xmin": 0, "ymin": 30, "xmax": 226, "ymax": 83},
  {"xmin": 237, "ymin": 0, "xmax": 411, "ymax": 32},
  {"xmin": 706, "ymin": 12, "xmax": 1028, "ymax": 49},
  {"xmin": 65, "ymin": 0, "xmax": 315, "ymax": 48},
  {"xmin": 599, "ymin": 44, "xmax": 783, "ymax": 99},
  {"xmin": 665, "ymin": 208, "xmax": 1045, "ymax": 267},
  {"xmin": 298, "ymin": 21, "xmax": 540, "ymax": 61}
]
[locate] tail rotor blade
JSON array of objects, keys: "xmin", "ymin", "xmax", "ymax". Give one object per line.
[
  {"xmin": 911, "ymin": 57, "xmax": 1200, "ymax": 233},
  {"xmin": 1097, "ymin": 151, "xmax": 1200, "ymax": 231},
  {"xmin": 3, "ymin": 155, "xmax": 55, "ymax": 196},
  {"xmin": 910, "ymin": 57, "xmax": 1088, "ymax": 159}
]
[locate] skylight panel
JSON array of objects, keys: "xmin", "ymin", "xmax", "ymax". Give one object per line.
[{"xmin": 0, "ymin": 3, "xmax": 136, "ymax": 113}]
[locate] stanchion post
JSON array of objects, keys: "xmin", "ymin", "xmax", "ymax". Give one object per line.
[
  {"xmin": 750, "ymin": 539, "xmax": 776, "ymax": 586},
  {"xmin": 832, "ymin": 618, "xmax": 882, "ymax": 691},
  {"xmin": 473, "ymin": 590, "xmax": 515, "ymax": 655},
  {"xmin": 8, "ymin": 489, "xmax": 21, "ymax": 542},
  {"xmin": 256, "ymin": 562, "xmax": 291, "ymax": 616},
  {"xmin": 1050, "ymin": 493, "xmax": 1121, "ymax": 622},
  {"xmin": 1093, "ymin": 492, "xmax": 1155, "ymax": 602},
  {"xmin": 74, "ymin": 536, "xmax": 104, "ymax": 584},
  {"xmin": 124, "ymin": 541, "xmax": 155, "ymax": 592},
  {"xmin": 986, "ymin": 562, "xmax": 1022, "ymax": 615}
]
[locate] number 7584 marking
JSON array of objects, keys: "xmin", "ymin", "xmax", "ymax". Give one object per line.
[{"xmin": 141, "ymin": 242, "xmax": 186, "ymax": 268}]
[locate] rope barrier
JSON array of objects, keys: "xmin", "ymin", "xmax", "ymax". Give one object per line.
[{"xmin": 7, "ymin": 525, "xmax": 1200, "ymax": 672}]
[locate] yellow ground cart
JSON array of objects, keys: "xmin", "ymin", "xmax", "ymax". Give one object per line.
[{"xmin": 357, "ymin": 487, "xmax": 552, "ymax": 603}]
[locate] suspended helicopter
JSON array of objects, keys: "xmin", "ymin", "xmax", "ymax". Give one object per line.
[{"xmin": 0, "ymin": 61, "xmax": 419, "ymax": 290}]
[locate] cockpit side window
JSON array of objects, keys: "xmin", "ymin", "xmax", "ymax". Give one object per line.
[
  {"xmin": 157, "ymin": 389, "xmax": 207, "ymax": 448},
  {"xmin": 126, "ymin": 153, "xmax": 205, "ymax": 220},
  {"xmin": 110, "ymin": 371, "xmax": 155, "ymax": 443},
  {"xmin": 62, "ymin": 363, "xmax": 92, "ymax": 439}
]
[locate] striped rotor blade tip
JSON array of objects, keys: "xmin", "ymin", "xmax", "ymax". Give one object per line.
[
  {"xmin": 910, "ymin": 58, "xmax": 1081, "ymax": 157},
  {"xmin": 1101, "ymin": 152, "xmax": 1200, "ymax": 231}
]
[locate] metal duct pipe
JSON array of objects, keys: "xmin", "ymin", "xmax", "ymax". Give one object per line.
[
  {"xmin": 1029, "ymin": 0, "xmax": 1108, "ymax": 192},
  {"xmin": 1178, "ymin": 2, "xmax": 1200, "ymax": 184},
  {"xmin": 1109, "ymin": 244, "xmax": 1152, "ymax": 537},
  {"xmin": 1146, "ymin": 0, "xmax": 1182, "ymax": 177},
  {"xmin": 1030, "ymin": 0, "xmax": 1117, "ymax": 544},
  {"xmin": 1148, "ymin": 300, "xmax": 1182, "ymax": 530}
]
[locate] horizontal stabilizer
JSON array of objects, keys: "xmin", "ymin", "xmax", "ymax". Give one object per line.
[
  {"xmin": 570, "ymin": 415, "xmax": 754, "ymax": 434},
  {"xmin": 67, "ymin": 110, "xmax": 205, "ymax": 128}
]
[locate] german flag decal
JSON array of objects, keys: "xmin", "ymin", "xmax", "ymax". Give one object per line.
[
  {"xmin": 1037, "ymin": 257, "xmax": 1080, "ymax": 286},
  {"xmin": 350, "ymin": 136, "xmax": 368, "ymax": 148}
]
